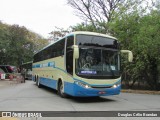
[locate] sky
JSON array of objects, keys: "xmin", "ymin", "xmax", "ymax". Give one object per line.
[{"xmin": 0, "ymin": 0, "xmax": 82, "ymax": 38}]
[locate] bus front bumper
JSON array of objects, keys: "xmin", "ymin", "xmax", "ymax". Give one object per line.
[{"xmin": 64, "ymin": 81, "xmax": 121, "ymax": 97}]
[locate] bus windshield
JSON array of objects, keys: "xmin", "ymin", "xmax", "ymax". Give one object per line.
[{"xmin": 76, "ymin": 34, "xmax": 120, "ymax": 79}]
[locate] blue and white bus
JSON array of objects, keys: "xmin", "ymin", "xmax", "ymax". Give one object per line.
[{"xmin": 32, "ymin": 31, "xmax": 133, "ymax": 97}]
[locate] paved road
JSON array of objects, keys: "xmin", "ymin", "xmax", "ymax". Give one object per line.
[{"xmin": 0, "ymin": 80, "xmax": 160, "ymax": 120}]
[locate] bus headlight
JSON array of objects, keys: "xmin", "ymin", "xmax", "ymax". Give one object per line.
[
  {"xmin": 112, "ymin": 81, "xmax": 121, "ymax": 88},
  {"xmin": 75, "ymin": 81, "xmax": 91, "ymax": 89}
]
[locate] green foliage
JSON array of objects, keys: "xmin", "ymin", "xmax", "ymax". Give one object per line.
[
  {"xmin": 109, "ymin": 10, "xmax": 160, "ymax": 90},
  {"xmin": 69, "ymin": 2, "xmax": 160, "ymax": 90},
  {"xmin": 0, "ymin": 22, "xmax": 48, "ymax": 66},
  {"xmin": 71, "ymin": 22, "xmax": 108, "ymax": 34}
]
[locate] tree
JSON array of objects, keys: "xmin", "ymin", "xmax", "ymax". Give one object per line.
[
  {"xmin": 135, "ymin": 10, "xmax": 160, "ymax": 90},
  {"xmin": 0, "ymin": 22, "xmax": 10, "ymax": 64},
  {"xmin": 67, "ymin": 0, "xmax": 146, "ymax": 33},
  {"xmin": 27, "ymin": 31, "xmax": 48, "ymax": 53},
  {"xmin": 68, "ymin": 0, "xmax": 160, "ymax": 90},
  {"xmin": 0, "ymin": 22, "xmax": 48, "ymax": 66},
  {"xmin": 71, "ymin": 22, "xmax": 99, "ymax": 32},
  {"xmin": 109, "ymin": 9, "xmax": 160, "ymax": 90},
  {"xmin": 49, "ymin": 27, "xmax": 70, "ymax": 43}
]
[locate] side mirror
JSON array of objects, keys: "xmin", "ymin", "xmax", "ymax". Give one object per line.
[
  {"xmin": 121, "ymin": 50, "xmax": 133, "ymax": 62},
  {"xmin": 72, "ymin": 45, "xmax": 79, "ymax": 59}
]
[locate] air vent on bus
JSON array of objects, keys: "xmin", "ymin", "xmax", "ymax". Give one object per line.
[{"xmin": 91, "ymin": 86, "xmax": 112, "ymax": 88}]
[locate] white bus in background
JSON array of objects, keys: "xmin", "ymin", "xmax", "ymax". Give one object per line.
[{"xmin": 21, "ymin": 61, "xmax": 32, "ymax": 80}]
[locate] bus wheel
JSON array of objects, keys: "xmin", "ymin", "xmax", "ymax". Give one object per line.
[
  {"xmin": 36, "ymin": 76, "xmax": 38, "ymax": 86},
  {"xmin": 37, "ymin": 77, "xmax": 42, "ymax": 88},
  {"xmin": 58, "ymin": 81, "xmax": 67, "ymax": 98}
]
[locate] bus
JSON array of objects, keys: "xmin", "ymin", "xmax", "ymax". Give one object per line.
[
  {"xmin": 32, "ymin": 31, "xmax": 133, "ymax": 97},
  {"xmin": 20, "ymin": 61, "xmax": 32, "ymax": 80}
]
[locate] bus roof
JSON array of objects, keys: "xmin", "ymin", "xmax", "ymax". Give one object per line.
[
  {"xmin": 69, "ymin": 31, "xmax": 117, "ymax": 40},
  {"xmin": 34, "ymin": 31, "xmax": 117, "ymax": 55}
]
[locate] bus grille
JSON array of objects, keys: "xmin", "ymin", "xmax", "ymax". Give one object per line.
[{"xmin": 91, "ymin": 86, "xmax": 112, "ymax": 88}]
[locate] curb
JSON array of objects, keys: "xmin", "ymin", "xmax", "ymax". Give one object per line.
[{"xmin": 121, "ymin": 89, "xmax": 160, "ymax": 95}]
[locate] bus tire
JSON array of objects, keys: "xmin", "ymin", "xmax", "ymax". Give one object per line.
[
  {"xmin": 58, "ymin": 81, "xmax": 67, "ymax": 98},
  {"xmin": 37, "ymin": 77, "xmax": 42, "ymax": 88},
  {"xmin": 34, "ymin": 76, "xmax": 37, "ymax": 82},
  {"xmin": 36, "ymin": 76, "xmax": 38, "ymax": 85}
]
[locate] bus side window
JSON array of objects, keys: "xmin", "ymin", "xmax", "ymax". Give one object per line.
[{"xmin": 66, "ymin": 36, "xmax": 74, "ymax": 75}]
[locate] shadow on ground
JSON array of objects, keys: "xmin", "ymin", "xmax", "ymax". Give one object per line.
[{"xmin": 34, "ymin": 83, "xmax": 116, "ymax": 103}]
